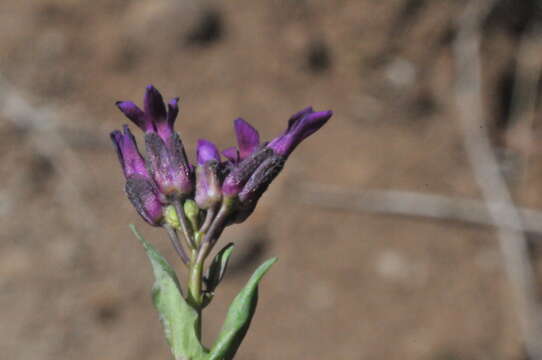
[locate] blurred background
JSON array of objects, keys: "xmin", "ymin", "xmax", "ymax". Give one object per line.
[{"xmin": 3, "ymin": 0, "xmax": 542, "ymax": 359}]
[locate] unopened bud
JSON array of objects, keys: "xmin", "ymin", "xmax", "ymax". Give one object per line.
[
  {"xmin": 183, "ymin": 199, "xmax": 200, "ymax": 231},
  {"xmin": 195, "ymin": 161, "xmax": 222, "ymax": 209},
  {"xmin": 164, "ymin": 205, "xmax": 180, "ymax": 229}
]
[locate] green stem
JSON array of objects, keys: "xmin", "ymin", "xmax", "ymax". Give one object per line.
[
  {"xmin": 174, "ymin": 199, "xmax": 196, "ymax": 250},
  {"xmin": 189, "ymin": 262, "xmax": 203, "ymax": 302},
  {"xmin": 188, "ymin": 259, "xmax": 204, "ymax": 340}
]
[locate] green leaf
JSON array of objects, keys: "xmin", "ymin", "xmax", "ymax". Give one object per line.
[
  {"xmin": 130, "ymin": 225, "xmax": 207, "ymax": 360},
  {"xmin": 208, "ymin": 257, "xmax": 277, "ymax": 360},
  {"xmin": 205, "ymin": 243, "xmax": 235, "ymax": 293}
]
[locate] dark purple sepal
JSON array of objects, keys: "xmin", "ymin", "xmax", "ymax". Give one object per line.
[
  {"xmin": 222, "ymin": 146, "xmax": 274, "ymax": 196},
  {"xmin": 168, "ymin": 132, "xmax": 194, "ymax": 194},
  {"xmin": 125, "ymin": 176, "xmax": 163, "ymax": 226},
  {"xmin": 233, "ymin": 118, "xmax": 260, "ymax": 160},
  {"xmin": 110, "ymin": 125, "xmax": 149, "ymax": 179},
  {"xmin": 145, "ymin": 132, "xmax": 193, "ymax": 198},
  {"xmin": 268, "ymin": 108, "xmax": 332, "ymax": 158},
  {"xmin": 233, "ymin": 154, "xmax": 285, "ymax": 223}
]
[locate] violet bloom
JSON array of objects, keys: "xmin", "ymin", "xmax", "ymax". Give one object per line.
[
  {"xmin": 116, "ymin": 85, "xmax": 193, "ymax": 198},
  {"xmin": 110, "ymin": 126, "xmax": 163, "ymax": 226},
  {"xmin": 222, "ymin": 108, "xmax": 332, "ymax": 222},
  {"xmin": 195, "ymin": 139, "xmax": 222, "ymax": 209}
]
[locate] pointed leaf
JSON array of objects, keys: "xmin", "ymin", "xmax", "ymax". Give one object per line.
[
  {"xmin": 130, "ymin": 225, "xmax": 207, "ymax": 360},
  {"xmin": 208, "ymin": 257, "xmax": 277, "ymax": 360},
  {"xmin": 205, "ymin": 243, "xmax": 235, "ymax": 294}
]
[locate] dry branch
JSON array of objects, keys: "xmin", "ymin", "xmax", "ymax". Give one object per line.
[{"xmin": 453, "ymin": 1, "xmax": 542, "ymax": 358}]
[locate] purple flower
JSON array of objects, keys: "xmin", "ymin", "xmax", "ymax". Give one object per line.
[
  {"xmin": 111, "ymin": 88, "xmax": 332, "ymax": 230},
  {"xmin": 110, "ymin": 126, "xmax": 163, "ymax": 226},
  {"xmin": 267, "ymin": 107, "xmax": 332, "ymax": 158},
  {"xmin": 195, "ymin": 139, "xmax": 222, "ymax": 209},
  {"xmin": 116, "ymin": 85, "xmax": 193, "ymax": 198},
  {"xmin": 221, "ymin": 107, "xmax": 332, "ymax": 222}
]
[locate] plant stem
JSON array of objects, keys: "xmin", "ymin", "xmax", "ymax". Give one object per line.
[
  {"xmin": 174, "ymin": 199, "xmax": 196, "ymax": 250},
  {"xmin": 163, "ymin": 224, "xmax": 190, "ymax": 265},
  {"xmin": 188, "ymin": 259, "xmax": 204, "ymax": 340}
]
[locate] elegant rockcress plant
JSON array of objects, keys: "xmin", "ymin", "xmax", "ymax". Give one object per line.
[{"xmin": 111, "ymin": 85, "xmax": 332, "ymax": 360}]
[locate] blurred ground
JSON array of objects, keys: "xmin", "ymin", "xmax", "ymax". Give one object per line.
[{"xmin": 2, "ymin": 0, "xmax": 542, "ymax": 359}]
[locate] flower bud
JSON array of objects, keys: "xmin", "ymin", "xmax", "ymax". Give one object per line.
[
  {"xmin": 195, "ymin": 139, "xmax": 222, "ymax": 209},
  {"xmin": 195, "ymin": 162, "xmax": 222, "ymax": 209},
  {"xmin": 116, "ymin": 85, "xmax": 194, "ymax": 199},
  {"xmin": 164, "ymin": 205, "xmax": 180, "ymax": 229},
  {"xmin": 183, "ymin": 199, "xmax": 200, "ymax": 230}
]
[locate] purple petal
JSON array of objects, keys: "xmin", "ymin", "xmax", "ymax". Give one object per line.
[
  {"xmin": 268, "ymin": 109, "xmax": 332, "ymax": 157},
  {"xmin": 287, "ymin": 106, "xmax": 314, "ymax": 131},
  {"xmin": 143, "ymin": 85, "xmax": 170, "ymax": 139},
  {"xmin": 144, "ymin": 85, "xmax": 167, "ymax": 121},
  {"xmin": 116, "ymin": 101, "xmax": 153, "ymax": 132},
  {"xmin": 197, "ymin": 139, "xmax": 220, "ymax": 165},
  {"xmin": 234, "ymin": 118, "xmax": 260, "ymax": 160},
  {"xmin": 222, "ymin": 147, "xmax": 240, "ymax": 163},
  {"xmin": 110, "ymin": 125, "xmax": 149, "ymax": 179}
]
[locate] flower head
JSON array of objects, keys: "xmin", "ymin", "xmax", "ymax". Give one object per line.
[
  {"xmin": 111, "ymin": 86, "xmax": 332, "ymax": 244},
  {"xmin": 110, "ymin": 126, "xmax": 163, "ymax": 226},
  {"xmin": 220, "ymin": 107, "xmax": 332, "ymax": 223},
  {"xmin": 116, "ymin": 85, "xmax": 193, "ymax": 198}
]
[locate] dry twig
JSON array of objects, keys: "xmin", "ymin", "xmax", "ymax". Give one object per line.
[
  {"xmin": 294, "ymin": 184, "xmax": 542, "ymax": 235},
  {"xmin": 453, "ymin": 1, "xmax": 542, "ymax": 358}
]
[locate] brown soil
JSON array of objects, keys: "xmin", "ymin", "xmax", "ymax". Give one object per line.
[{"xmin": 2, "ymin": 1, "xmax": 542, "ymax": 359}]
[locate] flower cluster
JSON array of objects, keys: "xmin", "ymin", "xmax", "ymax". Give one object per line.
[{"xmin": 111, "ymin": 85, "xmax": 332, "ymax": 264}]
